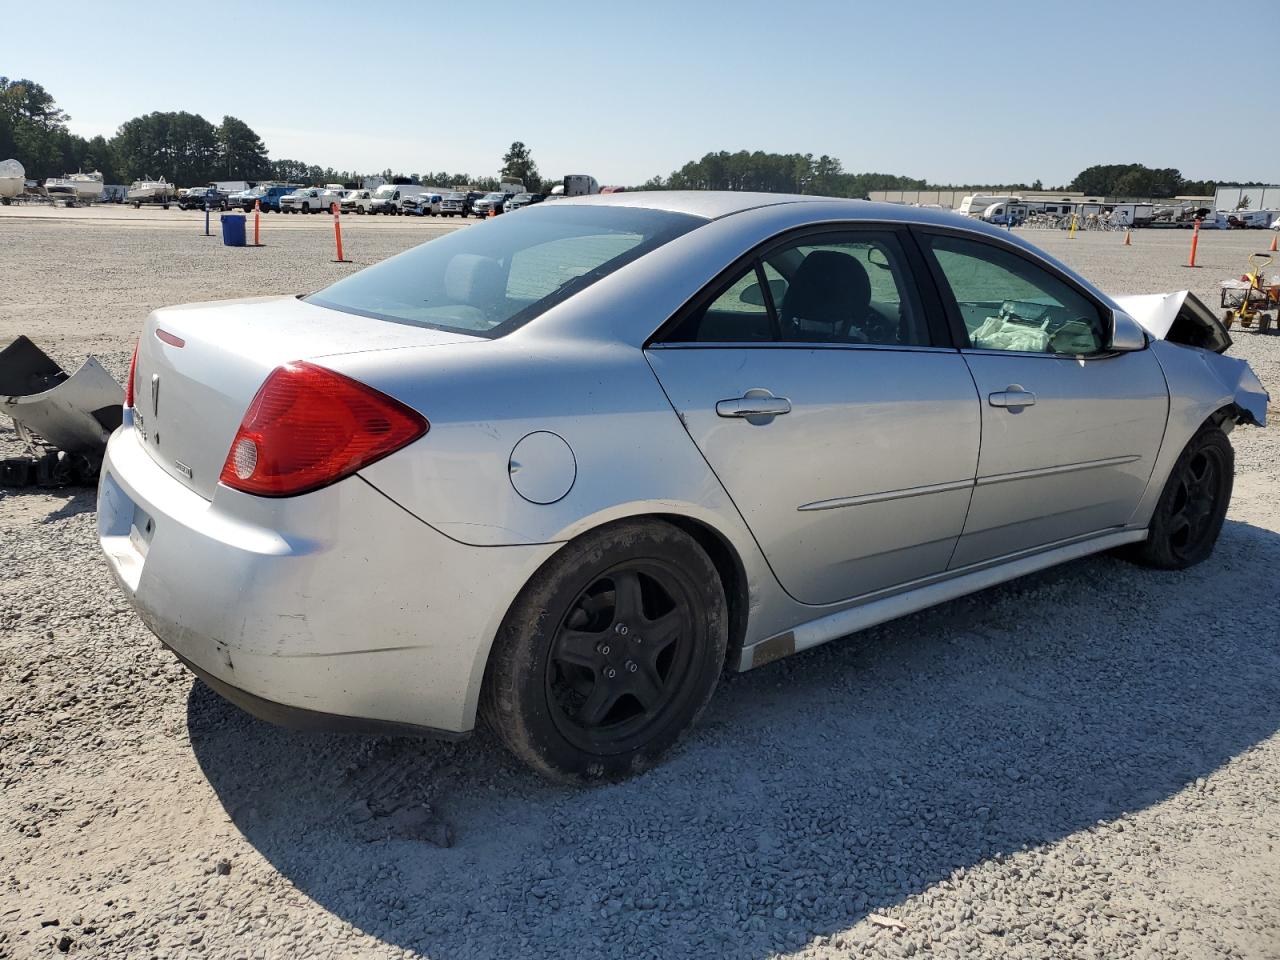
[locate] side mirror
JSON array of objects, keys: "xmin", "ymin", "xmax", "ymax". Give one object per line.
[{"xmin": 1109, "ymin": 310, "xmax": 1147, "ymax": 352}]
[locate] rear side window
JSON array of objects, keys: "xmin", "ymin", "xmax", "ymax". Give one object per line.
[
  {"xmin": 923, "ymin": 234, "xmax": 1107, "ymax": 355},
  {"xmin": 308, "ymin": 206, "xmax": 702, "ymax": 337}
]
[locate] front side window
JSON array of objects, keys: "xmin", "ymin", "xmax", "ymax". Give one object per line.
[
  {"xmin": 308, "ymin": 205, "xmax": 702, "ymax": 337},
  {"xmin": 666, "ymin": 231, "xmax": 930, "ymax": 346},
  {"xmin": 924, "ymin": 234, "xmax": 1107, "ymax": 355}
]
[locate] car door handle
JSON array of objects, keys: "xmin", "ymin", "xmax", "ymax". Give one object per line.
[
  {"xmin": 716, "ymin": 392, "xmax": 792, "ymax": 419},
  {"xmin": 988, "ymin": 386, "xmax": 1036, "ymax": 408}
]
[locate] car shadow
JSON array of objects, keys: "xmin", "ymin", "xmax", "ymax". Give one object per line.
[
  {"xmin": 187, "ymin": 516, "xmax": 1280, "ymax": 959},
  {"xmin": 0, "ymin": 485, "xmax": 97, "ymax": 521}
]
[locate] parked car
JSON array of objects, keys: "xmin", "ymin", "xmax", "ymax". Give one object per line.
[
  {"xmin": 231, "ymin": 185, "xmax": 297, "ymax": 213},
  {"xmin": 178, "ymin": 187, "xmax": 228, "ymax": 211},
  {"xmin": 279, "ymin": 188, "xmax": 334, "ymax": 214},
  {"xmin": 402, "ymin": 193, "xmax": 443, "ymax": 216},
  {"xmin": 342, "ymin": 189, "xmax": 374, "ymax": 214},
  {"xmin": 472, "ymin": 191, "xmax": 513, "ymax": 217},
  {"xmin": 367, "ymin": 184, "xmax": 436, "ymax": 215},
  {"xmin": 505, "ymin": 192, "xmax": 544, "ymax": 211},
  {"xmin": 99, "ymin": 194, "xmax": 1267, "ymax": 782},
  {"xmin": 440, "ymin": 191, "xmax": 482, "ymax": 217}
]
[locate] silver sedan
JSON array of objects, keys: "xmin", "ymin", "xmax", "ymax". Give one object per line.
[{"xmin": 97, "ymin": 192, "xmax": 1268, "ymax": 780}]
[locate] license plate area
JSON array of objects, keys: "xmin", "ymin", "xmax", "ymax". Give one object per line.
[
  {"xmin": 99, "ymin": 469, "xmax": 151, "ymax": 591},
  {"xmin": 128, "ymin": 503, "xmax": 155, "ymax": 558}
]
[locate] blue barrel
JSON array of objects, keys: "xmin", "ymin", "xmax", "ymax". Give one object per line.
[{"xmin": 220, "ymin": 213, "xmax": 246, "ymax": 247}]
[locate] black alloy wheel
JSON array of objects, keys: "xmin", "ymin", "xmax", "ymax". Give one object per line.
[
  {"xmin": 1162, "ymin": 442, "xmax": 1229, "ymax": 564},
  {"xmin": 1127, "ymin": 424, "xmax": 1233, "ymax": 569},
  {"xmin": 483, "ymin": 520, "xmax": 727, "ymax": 781},
  {"xmin": 546, "ymin": 563, "xmax": 698, "ymax": 755}
]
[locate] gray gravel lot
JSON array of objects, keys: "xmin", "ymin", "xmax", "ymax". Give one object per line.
[{"xmin": 1, "ymin": 207, "xmax": 1278, "ymax": 960}]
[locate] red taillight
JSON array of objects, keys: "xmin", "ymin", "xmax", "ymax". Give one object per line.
[
  {"xmin": 125, "ymin": 340, "xmax": 139, "ymax": 409},
  {"xmin": 218, "ymin": 362, "xmax": 428, "ymax": 497}
]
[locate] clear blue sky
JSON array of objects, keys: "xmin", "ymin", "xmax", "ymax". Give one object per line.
[{"xmin": 9, "ymin": 0, "xmax": 1272, "ymax": 185}]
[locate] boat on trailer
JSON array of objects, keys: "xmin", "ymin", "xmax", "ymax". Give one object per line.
[{"xmin": 127, "ymin": 177, "xmax": 172, "ymax": 208}]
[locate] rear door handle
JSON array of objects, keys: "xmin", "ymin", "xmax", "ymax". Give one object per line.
[
  {"xmin": 988, "ymin": 386, "xmax": 1036, "ymax": 409},
  {"xmin": 716, "ymin": 390, "xmax": 792, "ymax": 419}
]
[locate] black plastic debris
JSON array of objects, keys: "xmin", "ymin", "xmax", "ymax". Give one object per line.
[{"xmin": 0, "ymin": 336, "xmax": 124, "ymax": 488}]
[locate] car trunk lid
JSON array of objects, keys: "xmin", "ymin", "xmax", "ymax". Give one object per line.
[{"xmin": 131, "ymin": 294, "xmax": 478, "ymax": 499}]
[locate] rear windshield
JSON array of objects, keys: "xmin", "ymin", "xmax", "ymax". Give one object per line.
[{"xmin": 307, "ymin": 205, "xmax": 703, "ymax": 337}]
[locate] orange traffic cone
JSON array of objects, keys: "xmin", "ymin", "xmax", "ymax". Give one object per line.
[
  {"xmin": 1124, "ymin": 229, "xmax": 1131, "ymax": 246},
  {"xmin": 489, "ymin": 206, "xmax": 497, "ymax": 218},
  {"xmin": 1270, "ymin": 232, "xmax": 1278, "ymax": 253}
]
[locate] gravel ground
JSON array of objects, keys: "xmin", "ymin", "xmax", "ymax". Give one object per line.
[{"xmin": 1, "ymin": 208, "xmax": 1278, "ymax": 960}]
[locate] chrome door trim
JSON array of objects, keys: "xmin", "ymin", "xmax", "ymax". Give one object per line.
[
  {"xmin": 648, "ymin": 342, "xmax": 960, "ymax": 354},
  {"xmin": 975, "ymin": 454, "xmax": 1142, "ymax": 487},
  {"xmin": 736, "ymin": 526, "xmax": 1148, "ymax": 670},
  {"xmin": 797, "ymin": 477, "xmax": 974, "ymax": 512},
  {"xmin": 961, "ymin": 347, "xmax": 1124, "ymax": 361}
]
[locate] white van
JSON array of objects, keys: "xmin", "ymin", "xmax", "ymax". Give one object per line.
[{"xmin": 368, "ymin": 183, "xmax": 433, "ymax": 215}]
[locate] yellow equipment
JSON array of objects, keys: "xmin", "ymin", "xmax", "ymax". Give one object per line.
[{"xmin": 1220, "ymin": 253, "xmax": 1280, "ymax": 332}]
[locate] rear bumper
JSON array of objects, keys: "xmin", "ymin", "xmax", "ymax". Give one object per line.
[
  {"xmin": 168, "ymin": 641, "xmax": 466, "ymax": 739},
  {"xmin": 98, "ymin": 422, "xmax": 558, "ymax": 734}
]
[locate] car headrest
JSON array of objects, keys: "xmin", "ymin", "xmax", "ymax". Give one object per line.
[
  {"xmin": 779, "ymin": 250, "xmax": 872, "ymax": 328},
  {"xmin": 445, "ymin": 254, "xmax": 504, "ymax": 304}
]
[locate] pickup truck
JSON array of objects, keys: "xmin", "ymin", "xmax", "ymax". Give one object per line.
[
  {"xmin": 505, "ymin": 192, "xmax": 544, "ymax": 211},
  {"xmin": 440, "ymin": 191, "xmax": 482, "ymax": 217},
  {"xmin": 178, "ymin": 187, "xmax": 228, "ymax": 211},
  {"xmin": 280, "ymin": 187, "xmax": 341, "ymax": 214},
  {"xmin": 231, "ymin": 184, "xmax": 297, "ymax": 213},
  {"xmin": 472, "ymin": 191, "xmax": 515, "ymax": 218}
]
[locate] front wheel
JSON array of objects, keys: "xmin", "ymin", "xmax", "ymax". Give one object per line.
[
  {"xmin": 1126, "ymin": 424, "xmax": 1233, "ymax": 569},
  {"xmin": 482, "ymin": 520, "xmax": 727, "ymax": 782}
]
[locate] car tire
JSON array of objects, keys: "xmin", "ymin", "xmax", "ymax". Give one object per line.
[
  {"xmin": 482, "ymin": 519, "xmax": 728, "ymax": 782},
  {"xmin": 1125, "ymin": 423, "xmax": 1234, "ymax": 570}
]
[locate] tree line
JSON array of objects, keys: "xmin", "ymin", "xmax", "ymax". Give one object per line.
[
  {"xmin": 1, "ymin": 77, "xmax": 376, "ymax": 187},
  {"xmin": 1, "ymin": 78, "xmax": 553, "ymax": 192},
  {"xmin": 637, "ymin": 151, "xmax": 929, "ymax": 197},
  {"xmin": 639, "ymin": 152, "xmax": 1245, "ymax": 200}
]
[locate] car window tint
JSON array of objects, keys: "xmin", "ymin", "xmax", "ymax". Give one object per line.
[
  {"xmin": 764, "ymin": 235, "xmax": 930, "ymax": 346},
  {"xmin": 668, "ymin": 265, "xmax": 775, "ymax": 342},
  {"xmin": 507, "ymin": 233, "xmax": 641, "ymax": 302},
  {"xmin": 926, "ymin": 235, "xmax": 1107, "ymax": 355},
  {"xmin": 308, "ymin": 206, "xmax": 701, "ymax": 337}
]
